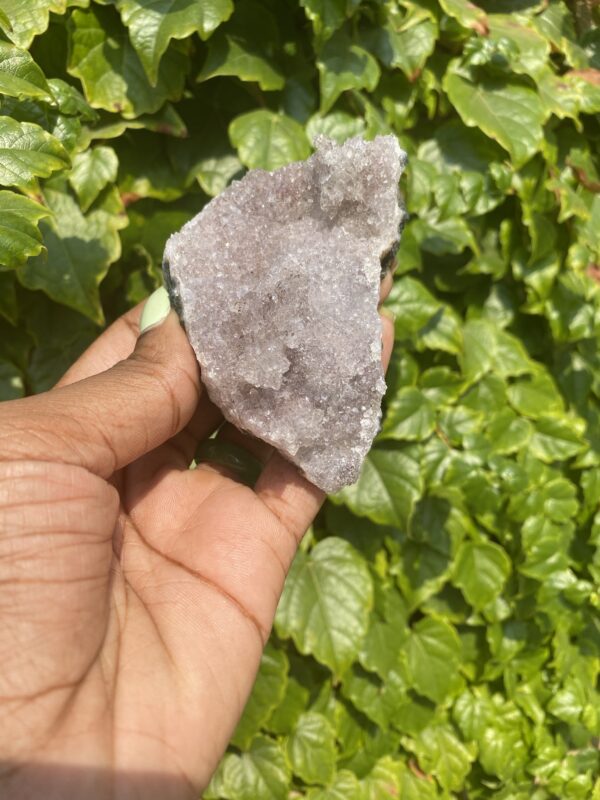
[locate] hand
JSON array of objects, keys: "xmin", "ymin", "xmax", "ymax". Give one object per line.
[{"xmin": 0, "ymin": 288, "xmax": 394, "ymax": 800}]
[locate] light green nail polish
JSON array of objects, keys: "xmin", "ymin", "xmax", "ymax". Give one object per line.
[{"xmin": 140, "ymin": 286, "xmax": 171, "ymax": 333}]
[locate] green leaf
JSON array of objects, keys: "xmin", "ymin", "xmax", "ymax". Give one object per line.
[
  {"xmin": 486, "ymin": 408, "xmax": 533, "ymax": 454},
  {"xmin": 479, "ymin": 713, "xmax": 529, "ymax": 781},
  {"xmin": 0, "ymin": 6, "xmax": 12, "ymax": 34},
  {"xmin": 17, "ymin": 181, "xmax": 125, "ymax": 324},
  {"xmin": 0, "ymin": 42, "xmax": 53, "ymax": 101},
  {"xmin": 413, "ymin": 216, "xmax": 478, "ymax": 256},
  {"xmin": 286, "ymin": 711, "xmax": 336, "ymax": 785},
  {"xmin": 117, "ymin": 0, "xmax": 233, "ymax": 84},
  {"xmin": 419, "ymin": 367, "xmax": 464, "ymax": 405},
  {"xmin": 411, "ymin": 724, "xmax": 476, "ymax": 791},
  {"xmin": 439, "ymin": 0, "xmax": 489, "ymax": 32},
  {"xmin": 487, "ymin": 15, "xmax": 550, "ymax": 77},
  {"xmin": 275, "ymin": 537, "xmax": 373, "ymax": 674},
  {"xmin": 305, "ymin": 770, "xmax": 363, "ymax": 800},
  {"xmin": 0, "ymin": 272, "xmax": 17, "ymax": 324},
  {"xmin": 317, "ymin": 31, "xmax": 380, "ymax": 114},
  {"xmin": 0, "ymin": 0, "xmax": 53, "ymax": 49},
  {"xmin": 460, "ymin": 319, "xmax": 533, "ymax": 381},
  {"xmin": 0, "ymin": 190, "xmax": 50, "ymax": 268},
  {"xmin": 406, "ymin": 617, "xmax": 462, "ymax": 703},
  {"xmin": 519, "ymin": 516, "xmax": 572, "ymax": 579},
  {"xmin": 452, "ymin": 541, "xmax": 511, "ymax": 610},
  {"xmin": 306, "ymin": 111, "xmax": 366, "ymax": 144},
  {"xmin": 196, "ymin": 0, "xmax": 283, "ymax": 91},
  {"xmin": 334, "ymin": 444, "xmax": 423, "ymax": 529},
  {"xmin": 231, "ymin": 644, "xmax": 288, "ymax": 749},
  {"xmin": 300, "ymin": 0, "xmax": 349, "ymax": 40},
  {"xmin": 358, "ymin": 588, "xmax": 408, "ymax": 678},
  {"xmin": 444, "ymin": 68, "xmax": 545, "ymax": 166},
  {"xmin": 266, "ymin": 676, "xmax": 309, "ymax": 735},
  {"xmin": 0, "ymin": 359, "xmax": 25, "ymax": 400},
  {"xmin": 208, "ymin": 735, "xmax": 290, "ymax": 800},
  {"xmin": 529, "ymin": 415, "xmax": 586, "ymax": 462},
  {"xmin": 229, "ymin": 110, "xmax": 311, "ymax": 171},
  {"xmin": 363, "ymin": 18, "xmax": 437, "ymax": 79},
  {"xmin": 67, "ymin": 5, "xmax": 188, "ymax": 119},
  {"xmin": 68, "ymin": 145, "xmax": 118, "ymax": 212},
  {"xmin": 119, "ymin": 196, "xmax": 196, "ymax": 270},
  {"xmin": 23, "ymin": 291, "xmax": 98, "ymax": 393},
  {"xmin": 0, "ymin": 117, "xmax": 70, "ymax": 190},
  {"xmin": 380, "ymin": 387, "xmax": 436, "ymax": 442},
  {"xmin": 507, "ymin": 369, "xmax": 565, "ymax": 417}
]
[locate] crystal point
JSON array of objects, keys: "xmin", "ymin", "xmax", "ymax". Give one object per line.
[{"xmin": 163, "ymin": 135, "xmax": 407, "ymax": 492}]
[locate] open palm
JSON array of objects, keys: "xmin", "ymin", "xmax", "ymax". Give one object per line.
[{"xmin": 0, "ymin": 301, "xmax": 393, "ymax": 800}]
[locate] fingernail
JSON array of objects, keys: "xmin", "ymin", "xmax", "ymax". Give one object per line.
[
  {"xmin": 140, "ymin": 286, "xmax": 171, "ymax": 333},
  {"xmin": 380, "ymin": 307, "xmax": 396, "ymax": 323}
]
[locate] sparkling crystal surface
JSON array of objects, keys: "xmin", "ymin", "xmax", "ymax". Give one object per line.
[{"xmin": 163, "ymin": 135, "xmax": 407, "ymax": 492}]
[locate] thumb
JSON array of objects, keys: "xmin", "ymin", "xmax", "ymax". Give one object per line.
[{"xmin": 1, "ymin": 288, "xmax": 201, "ymax": 478}]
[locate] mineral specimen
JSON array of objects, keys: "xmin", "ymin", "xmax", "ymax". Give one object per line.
[{"xmin": 163, "ymin": 135, "xmax": 407, "ymax": 492}]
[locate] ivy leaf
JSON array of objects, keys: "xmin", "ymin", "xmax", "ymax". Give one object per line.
[
  {"xmin": 507, "ymin": 369, "xmax": 565, "ymax": 417},
  {"xmin": 452, "ymin": 541, "xmax": 511, "ymax": 610},
  {"xmin": 529, "ymin": 415, "xmax": 586, "ymax": 462},
  {"xmin": 229, "ymin": 110, "xmax": 311, "ymax": 171},
  {"xmin": 306, "ymin": 111, "xmax": 366, "ymax": 144},
  {"xmin": 0, "ymin": 359, "xmax": 25, "ymax": 400},
  {"xmin": 0, "ymin": 117, "xmax": 70, "ymax": 190},
  {"xmin": 0, "ymin": 42, "xmax": 53, "ymax": 101},
  {"xmin": 305, "ymin": 770, "xmax": 363, "ymax": 800},
  {"xmin": 0, "ymin": 190, "xmax": 50, "ymax": 268},
  {"xmin": 0, "ymin": 7, "xmax": 12, "ymax": 34},
  {"xmin": 362, "ymin": 18, "xmax": 437, "ymax": 80},
  {"xmin": 197, "ymin": 0, "xmax": 284, "ymax": 91},
  {"xmin": 0, "ymin": 272, "xmax": 17, "ymax": 324},
  {"xmin": 67, "ymin": 5, "xmax": 188, "ymax": 119},
  {"xmin": 266, "ymin": 676, "xmax": 309, "ymax": 736},
  {"xmin": 358, "ymin": 614, "xmax": 408, "ymax": 679},
  {"xmin": 485, "ymin": 408, "xmax": 533, "ymax": 455},
  {"xmin": 519, "ymin": 516, "xmax": 572, "ymax": 579},
  {"xmin": 342, "ymin": 665, "xmax": 406, "ymax": 729},
  {"xmin": 117, "ymin": 0, "xmax": 233, "ymax": 84},
  {"xmin": 275, "ymin": 537, "xmax": 373, "ymax": 675},
  {"xmin": 207, "ymin": 735, "xmax": 290, "ymax": 800},
  {"xmin": 444, "ymin": 67, "xmax": 545, "ymax": 166},
  {"xmin": 487, "ymin": 15, "xmax": 550, "ymax": 77},
  {"xmin": 300, "ymin": 0, "xmax": 349, "ymax": 40},
  {"xmin": 460, "ymin": 319, "xmax": 532, "ymax": 381},
  {"xmin": 334, "ymin": 443, "xmax": 423, "ymax": 528},
  {"xmin": 17, "ymin": 181, "xmax": 125, "ymax": 324},
  {"xmin": 231, "ymin": 644, "xmax": 288, "ymax": 749},
  {"xmin": 406, "ymin": 617, "xmax": 462, "ymax": 703},
  {"xmin": 286, "ymin": 711, "xmax": 337, "ymax": 785},
  {"xmin": 317, "ymin": 31, "xmax": 380, "ymax": 114},
  {"xmin": 0, "ymin": 0, "xmax": 53, "ymax": 49},
  {"xmin": 411, "ymin": 724, "xmax": 476, "ymax": 792},
  {"xmin": 68, "ymin": 145, "xmax": 118, "ymax": 212},
  {"xmin": 479, "ymin": 713, "xmax": 529, "ymax": 781},
  {"xmin": 439, "ymin": 0, "xmax": 489, "ymax": 34},
  {"xmin": 23, "ymin": 291, "xmax": 98, "ymax": 393},
  {"xmin": 380, "ymin": 387, "xmax": 436, "ymax": 442}
]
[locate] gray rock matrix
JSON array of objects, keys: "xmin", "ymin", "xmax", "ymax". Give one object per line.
[{"xmin": 163, "ymin": 135, "xmax": 407, "ymax": 492}]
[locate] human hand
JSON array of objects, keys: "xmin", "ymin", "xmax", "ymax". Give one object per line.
[{"xmin": 0, "ymin": 287, "xmax": 394, "ymax": 800}]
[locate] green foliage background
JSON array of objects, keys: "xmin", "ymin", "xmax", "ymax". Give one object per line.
[{"xmin": 1, "ymin": 0, "xmax": 600, "ymax": 796}]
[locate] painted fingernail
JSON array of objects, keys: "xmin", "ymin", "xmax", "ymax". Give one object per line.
[{"xmin": 140, "ymin": 286, "xmax": 171, "ymax": 333}]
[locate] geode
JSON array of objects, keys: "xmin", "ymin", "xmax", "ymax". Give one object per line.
[{"xmin": 163, "ymin": 135, "xmax": 407, "ymax": 493}]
